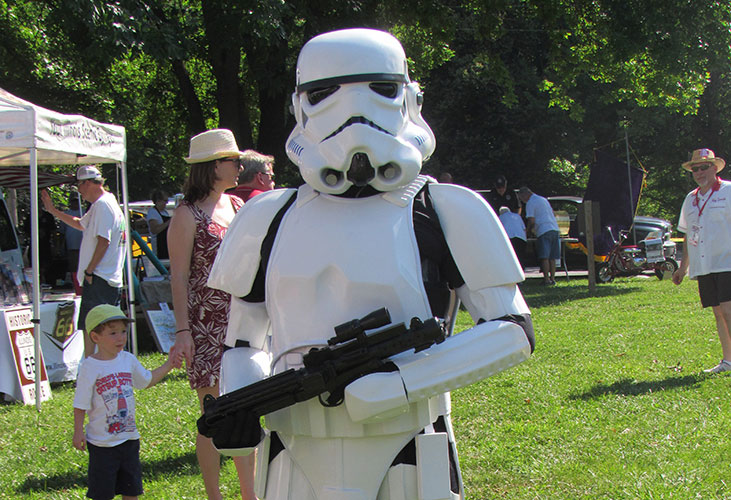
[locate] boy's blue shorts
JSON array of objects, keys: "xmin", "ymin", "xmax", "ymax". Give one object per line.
[{"xmin": 87, "ymin": 439, "xmax": 143, "ymax": 499}]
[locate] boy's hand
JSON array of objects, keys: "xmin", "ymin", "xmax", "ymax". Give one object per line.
[
  {"xmin": 170, "ymin": 331, "xmax": 194, "ymax": 368},
  {"xmin": 169, "ymin": 350, "xmax": 183, "ymax": 369},
  {"xmin": 73, "ymin": 431, "xmax": 86, "ymax": 451}
]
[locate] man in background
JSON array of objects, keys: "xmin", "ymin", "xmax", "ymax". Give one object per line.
[
  {"xmin": 499, "ymin": 206, "xmax": 527, "ymax": 269},
  {"xmin": 228, "ymin": 150, "xmax": 276, "ymax": 202},
  {"xmin": 486, "ymin": 174, "xmax": 520, "ymax": 215},
  {"xmin": 61, "ymin": 193, "xmax": 84, "ymax": 295},
  {"xmin": 41, "ymin": 165, "xmax": 126, "ymax": 357},
  {"xmin": 519, "ymin": 186, "xmax": 560, "ymax": 285},
  {"xmin": 672, "ymin": 148, "xmax": 731, "ymax": 374}
]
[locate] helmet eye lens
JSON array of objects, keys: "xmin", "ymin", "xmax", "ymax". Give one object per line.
[
  {"xmin": 369, "ymin": 82, "xmax": 399, "ymax": 98},
  {"xmin": 307, "ymin": 85, "xmax": 340, "ymax": 105}
]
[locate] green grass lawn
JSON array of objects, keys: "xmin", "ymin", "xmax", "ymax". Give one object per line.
[{"xmin": 2, "ymin": 276, "xmax": 729, "ymax": 499}]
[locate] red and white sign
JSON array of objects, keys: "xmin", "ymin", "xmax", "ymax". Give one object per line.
[{"xmin": 5, "ymin": 307, "xmax": 51, "ymax": 404}]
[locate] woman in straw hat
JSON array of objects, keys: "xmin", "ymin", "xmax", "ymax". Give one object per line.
[
  {"xmin": 673, "ymin": 148, "xmax": 731, "ymax": 374},
  {"xmin": 167, "ymin": 129, "xmax": 254, "ymax": 499}
]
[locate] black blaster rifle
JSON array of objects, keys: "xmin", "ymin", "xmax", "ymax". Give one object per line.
[{"xmin": 199, "ymin": 308, "xmax": 446, "ymax": 430}]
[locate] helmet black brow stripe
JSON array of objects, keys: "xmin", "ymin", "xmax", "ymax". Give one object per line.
[{"xmin": 298, "ymin": 73, "xmax": 408, "ymax": 93}]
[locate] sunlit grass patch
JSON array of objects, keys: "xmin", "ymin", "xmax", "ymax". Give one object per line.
[{"xmin": 1, "ymin": 277, "xmax": 729, "ymax": 498}]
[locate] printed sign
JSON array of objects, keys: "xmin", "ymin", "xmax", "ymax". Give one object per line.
[
  {"xmin": 41, "ymin": 299, "xmax": 83, "ymax": 382},
  {"xmin": 5, "ymin": 307, "xmax": 51, "ymax": 404},
  {"xmin": 144, "ymin": 303, "xmax": 176, "ymax": 353}
]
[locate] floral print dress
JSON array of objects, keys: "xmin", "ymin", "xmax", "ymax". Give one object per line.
[{"xmin": 183, "ymin": 195, "xmax": 243, "ymax": 389}]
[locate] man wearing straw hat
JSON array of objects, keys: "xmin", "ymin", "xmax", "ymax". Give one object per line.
[{"xmin": 672, "ymin": 148, "xmax": 731, "ymax": 373}]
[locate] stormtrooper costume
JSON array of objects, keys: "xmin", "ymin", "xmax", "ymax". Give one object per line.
[{"xmin": 207, "ymin": 28, "xmax": 535, "ymax": 500}]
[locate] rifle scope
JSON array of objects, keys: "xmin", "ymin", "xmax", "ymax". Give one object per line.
[{"xmin": 330, "ymin": 307, "xmax": 391, "ymax": 345}]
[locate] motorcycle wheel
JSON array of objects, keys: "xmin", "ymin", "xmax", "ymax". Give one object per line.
[
  {"xmin": 655, "ymin": 258, "xmax": 678, "ymax": 280},
  {"xmin": 596, "ymin": 262, "xmax": 614, "ymax": 283}
]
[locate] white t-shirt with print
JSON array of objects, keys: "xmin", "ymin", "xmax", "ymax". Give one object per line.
[
  {"xmin": 78, "ymin": 191, "xmax": 126, "ymax": 287},
  {"xmin": 73, "ymin": 351, "xmax": 152, "ymax": 447}
]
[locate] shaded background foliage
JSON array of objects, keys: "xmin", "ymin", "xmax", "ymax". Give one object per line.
[{"xmin": 1, "ymin": 0, "xmax": 730, "ymax": 225}]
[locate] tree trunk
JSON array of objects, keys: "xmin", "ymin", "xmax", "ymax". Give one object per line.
[
  {"xmin": 201, "ymin": 0, "xmax": 252, "ymax": 148},
  {"xmin": 697, "ymin": 70, "xmax": 721, "ymax": 151},
  {"xmin": 170, "ymin": 59, "xmax": 206, "ymax": 135}
]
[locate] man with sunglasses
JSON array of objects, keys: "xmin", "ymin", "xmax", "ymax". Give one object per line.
[
  {"xmin": 41, "ymin": 165, "xmax": 126, "ymax": 358},
  {"xmin": 673, "ymin": 148, "xmax": 731, "ymax": 373},
  {"xmin": 228, "ymin": 150, "xmax": 276, "ymax": 202}
]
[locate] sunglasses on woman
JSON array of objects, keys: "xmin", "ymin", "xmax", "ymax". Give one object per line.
[{"xmin": 217, "ymin": 157, "xmax": 241, "ymax": 167}]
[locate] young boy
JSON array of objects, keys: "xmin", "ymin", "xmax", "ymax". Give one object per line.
[{"xmin": 72, "ymin": 304, "xmax": 180, "ymax": 500}]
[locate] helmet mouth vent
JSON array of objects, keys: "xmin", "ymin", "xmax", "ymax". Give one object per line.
[{"xmin": 347, "ymin": 153, "xmax": 375, "ymax": 187}]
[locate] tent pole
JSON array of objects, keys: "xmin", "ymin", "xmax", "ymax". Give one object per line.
[
  {"xmin": 120, "ymin": 161, "xmax": 137, "ymax": 355},
  {"xmin": 624, "ymin": 129, "xmax": 636, "ymax": 244},
  {"xmin": 7, "ymin": 188, "xmax": 17, "ymax": 227},
  {"xmin": 30, "ymin": 148, "xmax": 42, "ymax": 411}
]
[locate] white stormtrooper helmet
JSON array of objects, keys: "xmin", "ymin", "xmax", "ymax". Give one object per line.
[{"xmin": 286, "ymin": 28, "xmax": 436, "ymax": 194}]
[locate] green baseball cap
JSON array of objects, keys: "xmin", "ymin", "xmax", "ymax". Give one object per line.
[{"xmin": 86, "ymin": 304, "xmax": 133, "ymax": 333}]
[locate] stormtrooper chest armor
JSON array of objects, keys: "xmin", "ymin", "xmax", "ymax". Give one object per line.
[{"xmin": 266, "ymin": 183, "xmax": 432, "ymax": 368}]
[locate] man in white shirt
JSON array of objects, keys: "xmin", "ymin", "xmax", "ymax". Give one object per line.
[
  {"xmin": 518, "ymin": 186, "xmax": 560, "ymax": 285},
  {"xmin": 672, "ymin": 148, "xmax": 731, "ymax": 373},
  {"xmin": 499, "ymin": 206, "xmax": 527, "ymax": 268},
  {"xmin": 42, "ymin": 165, "xmax": 126, "ymax": 357}
]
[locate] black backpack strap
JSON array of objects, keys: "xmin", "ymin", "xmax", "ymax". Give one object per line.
[
  {"xmin": 240, "ymin": 183, "xmax": 464, "ymax": 315},
  {"xmin": 241, "ymin": 190, "xmax": 298, "ymax": 302},
  {"xmin": 413, "ymin": 183, "xmax": 465, "ymax": 317}
]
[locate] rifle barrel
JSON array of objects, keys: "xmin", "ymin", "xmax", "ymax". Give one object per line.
[{"xmin": 202, "ymin": 314, "xmax": 445, "ymax": 426}]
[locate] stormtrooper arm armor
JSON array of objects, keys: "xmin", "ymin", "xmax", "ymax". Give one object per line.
[
  {"xmin": 345, "ymin": 285, "xmax": 533, "ymax": 423},
  {"xmin": 208, "ymin": 188, "xmax": 298, "ymax": 377},
  {"xmin": 208, "ymin": 344, "xmax": 271, "ymax": 456},
  {"xmin": 345, "ymin": 184, "xmax": 534, "ymax": 423},
  {"xmin": 212, "ymin": 288, "xmax": 274, "ymax": 457},
  {"xmin": 206, "ymin": 190, "xmax": 295, "ymax": 455},
  {"xmin": 208, "ymin": 188, "xmax": 297, "ymax": 298}
]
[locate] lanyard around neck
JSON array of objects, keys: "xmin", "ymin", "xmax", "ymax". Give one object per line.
[{"xmin": 693, "ymin": 177, "xmax": 721, "ymax": 217}]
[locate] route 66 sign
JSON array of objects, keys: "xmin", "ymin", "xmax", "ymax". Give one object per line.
[
  {"xmin": 51, "ymin": 301, "xmax": 76, "ymax": 344},
  {"xmin": 6, "ymin": 307, "xmax": 51, "ymax": 404}
]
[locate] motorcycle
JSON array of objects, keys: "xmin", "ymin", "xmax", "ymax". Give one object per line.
[{"xmin": 595, "ymin": 226, "xmax": 678, "ymax": 283}]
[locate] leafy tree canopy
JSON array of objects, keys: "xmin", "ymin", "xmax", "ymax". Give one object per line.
[{"xmin": 0, "ymin": 0, "xmax": 729, "ymax": 228}]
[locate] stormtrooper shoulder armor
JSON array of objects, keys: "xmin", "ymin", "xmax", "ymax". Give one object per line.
[
  {"xmin": 209, "ymin": 188, "xmax": 297, "ymax": 298},
  {"xmin": 428, "ymin": 183, "xmax": 524, "ymax": 290}
]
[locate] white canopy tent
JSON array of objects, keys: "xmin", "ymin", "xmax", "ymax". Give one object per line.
[{"xmin": 0, "ymin": 88, "xmax": 138, "ymax": 409}]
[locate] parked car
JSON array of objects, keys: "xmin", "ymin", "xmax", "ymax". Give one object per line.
[
  {"xmin": 128, "ymin": 194, "xmax": 182, "ymax": 235},
  {"xmin": 128, "ymin": 194, "xmax": 181, "ymax": 218},
  {"xmin": 547, "ymin": 196, "xmax": 675, "ymax": 245},
  {"xmin": 544, "ymin": 195, "xmax": 676, "ymax": 268},
  {"xmin": 478, "ymin": 191, "xmax": 676, "ymax": 269}
]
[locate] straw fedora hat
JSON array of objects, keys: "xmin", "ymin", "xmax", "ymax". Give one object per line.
[
  {"xmin": 682, "ymin": 148, "xmax": 726, "ymax": 172},
  {"xmin": 184, "ymin": 129, "xmax": 245, "ymax": 164}
]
